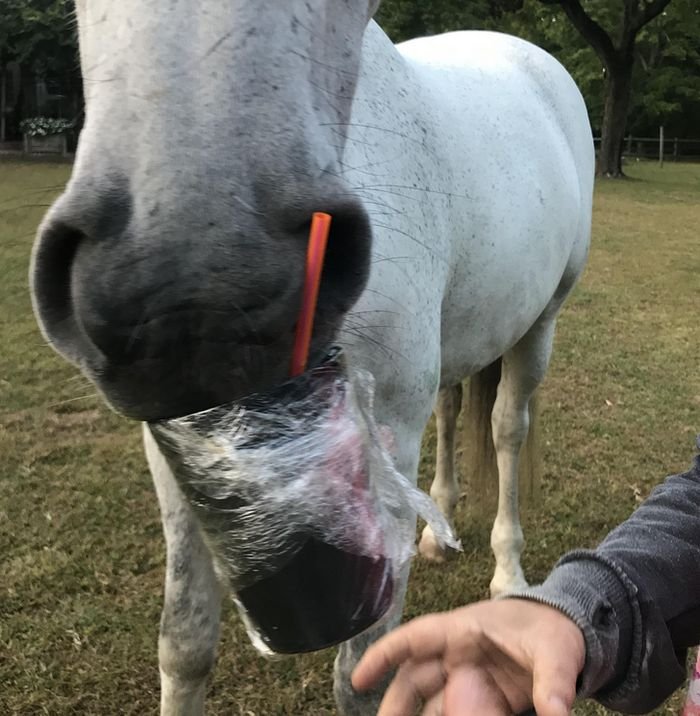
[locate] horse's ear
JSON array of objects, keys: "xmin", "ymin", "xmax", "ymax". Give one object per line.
[{"xmin": 368, "ymin": 1, "xmax": 381, "ymax": 20}]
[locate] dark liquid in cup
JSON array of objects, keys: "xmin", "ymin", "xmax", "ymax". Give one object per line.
[{"xmin": 237, "ymin": 536, "xmax": 394, "ymax": 654}]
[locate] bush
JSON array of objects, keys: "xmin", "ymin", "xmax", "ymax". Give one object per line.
[{"xmin": 19, "ymin": 117, "xmax": 72, "ymax": 137}]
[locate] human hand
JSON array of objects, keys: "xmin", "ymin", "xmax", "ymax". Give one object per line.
[{"xmin": 352, "ymin": 599, "xmax": 585, "ymax": 716}]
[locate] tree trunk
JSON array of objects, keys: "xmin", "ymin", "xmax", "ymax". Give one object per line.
[
  {"xmin": 597, "ymin": 58, "xmax": 635, "ymax": 177},
  {"xmin": 1, "ymin": 65, "xmax": 6, "ymax": 144},
  {"xmin": 544, "ymin": 0, "xmax": 673, "ymax": 176}
]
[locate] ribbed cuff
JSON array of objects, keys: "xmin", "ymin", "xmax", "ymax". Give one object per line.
[{"xmin": 502, "ymin": 550, "xmax": 637, "ymax": 697}]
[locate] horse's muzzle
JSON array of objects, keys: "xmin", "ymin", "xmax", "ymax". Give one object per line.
[{"xmin": 31, "ymin": 181, "xmax": 372, "ymax": 421}]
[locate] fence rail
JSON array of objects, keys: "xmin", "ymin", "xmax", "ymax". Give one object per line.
[
  {"xmin": 594, "ymin": 135, "xmax": 700, "ymax": 163},
  {"xmin": 2, "ymin": 135, "xmax": 699, "ymax": 163}
]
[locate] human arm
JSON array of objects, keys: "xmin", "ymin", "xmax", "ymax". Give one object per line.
[
  {"xmin": 519, "ymin": 441, "xmax": 700, "ymax": 710},
  {"xmin": 352, "ymin": 440, "xmax": 700, "ymax": 715}
]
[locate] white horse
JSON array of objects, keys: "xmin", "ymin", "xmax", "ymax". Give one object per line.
[{"xmin": 30, "ymin": 1, "xmax": 594, "ymax": 713}]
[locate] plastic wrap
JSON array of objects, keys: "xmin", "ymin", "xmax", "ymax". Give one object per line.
[
  {"xmin": 149, "ymin": 348, "xmax": 459, "ymax": 654},
  {"xmin": 684, "ymin": 651, "xmax": 700, "ymax": 716}
]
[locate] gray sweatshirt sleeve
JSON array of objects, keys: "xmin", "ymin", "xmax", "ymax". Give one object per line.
[{"xmin": 510, "ymin": 438, "xmax": 700, "ymax": 713}]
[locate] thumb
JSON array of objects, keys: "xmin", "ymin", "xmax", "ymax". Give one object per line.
[{"xmin": 531, "ymin": 647, "xmax": 579, "ymax": 716}]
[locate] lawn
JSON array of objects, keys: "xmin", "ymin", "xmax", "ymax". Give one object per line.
[{"xmin": 1, "ymin": 160, "xmax": 698, "ymax": 715}]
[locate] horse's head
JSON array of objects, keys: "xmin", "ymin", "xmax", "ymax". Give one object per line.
[{"xmin": 31, "ymin": 1, "xmax": 381, "ymax": 421}]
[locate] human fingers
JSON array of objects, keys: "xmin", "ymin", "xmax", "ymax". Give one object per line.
[
  {"xmin": 375, "ymin": 659, "xmax": 447, "ymax": 716},
  {"xmin": 352, "ymin": 614, "xmax": 449, "ymax": 691},
  {"xmin": 530, "ymin": 634, "xmax": 583, "ymax": 716},
  {"xmin": 421, "ymin": 691, "xmax": 443, "ymax": 716},
  {"xmin": 443, "ymin": 665, "xmax": 512, "ymax": 716}
]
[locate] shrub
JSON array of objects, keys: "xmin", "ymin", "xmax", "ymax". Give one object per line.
[{"xmin": 19, "ymin": 117, "xmax": 72, "ymax": 137}]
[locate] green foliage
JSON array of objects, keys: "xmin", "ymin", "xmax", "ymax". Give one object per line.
[
  {"xmin": 523, "ymin": 0, "xmax": 700, "ymax": 135},
  {"xmin": 0, "ymin": 0, "xmax": 76, "ymax": 74},
  {"xmin": 632, "ymin": 0, "xmax": 700, "ymax": 134},
  {"xmin": 377, "ymin": 0, "xmax": 523, "ymax": 41},
  {"xmin": 378, "ymin": 0, "xmax": 700, "ymax": 138},
  {"xmin": 19, "ymin": 115, "xmax": 71, "ymax": 135},
  {"xmin": 1, "ymin": 1, "xmax": 698, "ymax": 138}
]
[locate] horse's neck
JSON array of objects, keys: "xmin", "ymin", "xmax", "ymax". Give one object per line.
[
  {"xmin": 353, "ymin": 22, "xmax": 428, "ymax": 146},
  {"xmin": 346, "ymin": 23, "xmax": 446, "ymax": 248},
  {"xmin": 336, "ymin": 24, "xmax": 449, "ymax": 400}
]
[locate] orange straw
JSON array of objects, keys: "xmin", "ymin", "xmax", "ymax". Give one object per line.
[{"xmin": 290, "ymin": 212, "xmax": 332, "ymax": 377}]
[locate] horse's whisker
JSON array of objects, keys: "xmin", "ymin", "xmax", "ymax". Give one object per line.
[{"xmin": 47, "ymin": 393, "xmax": 100, "ymax": 409}]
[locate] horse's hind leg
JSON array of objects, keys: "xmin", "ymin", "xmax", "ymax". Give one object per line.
[
  {"xmin": 489, "ymin": 317, "xmax": 556, "ymax": 597},
  {"xmin": 143, "ymin": 426, "xmax": 223, "ymax": 716},
  {"xmin": 418, "ymin": 384, "xmax": 462, "ymax": 562}
]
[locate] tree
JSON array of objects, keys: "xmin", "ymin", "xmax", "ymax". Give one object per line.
[
  {"xmin": 0, "ymin": 0, "xmax": 22, "ymax": 141},
  {"xmin": 510, "ymin": 0, "xmax": 700, "ymax": 165},
  {"xmin": 0, "ymin": 0, "xmax": 76, "ymax": 69},
  {"xmin": 630, "ymin": 0, "xmax": 700, "ymax": 137},
  {"xmin": 377, "ymin": 0, "xmax": 523, "ymax": 41},
  {"xmin": 0, "ymin": 0, "xmax": 78, "ymax": 141},
  {"xmin": 379, "ymin": 0, "xmax": 700, "ymax": 173},
  {"xmin": 533, "ymin": 0, "xmax": 672, "ymax": 176}
]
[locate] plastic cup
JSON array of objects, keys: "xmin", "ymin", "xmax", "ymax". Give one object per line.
[
  {"xmin": 150, "ymin": 349, "xmax": 395, "ymax": 653},
  {"xmin": 237, "ymin": 536, "xmax": 394, "ymax": 653}
]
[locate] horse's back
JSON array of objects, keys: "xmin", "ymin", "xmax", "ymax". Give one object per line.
[
  {"xmin": 347, "ymin": 27, "xmax": 594, "ymax": 385},
  {"xmin": 396, "ymin": 31, "xmax": 594, "ymax": 177}
]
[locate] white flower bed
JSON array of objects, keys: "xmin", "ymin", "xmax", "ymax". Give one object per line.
[{"xmin": 19, "ymin": 117, "xmax": 72, "ymax": 137}]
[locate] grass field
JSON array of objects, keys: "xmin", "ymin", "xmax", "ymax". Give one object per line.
[{"xmin": 1, "ymin": 160, "xmax": 698, "ymax": 715}]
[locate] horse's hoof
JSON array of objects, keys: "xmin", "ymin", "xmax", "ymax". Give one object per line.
[
  {"xmin": 489, "ymin": 570, "xmax": 529, "ymax": 598},
  {"xmin": 418, "ymin": 526, "xmax": 447, "ymax": 563}
]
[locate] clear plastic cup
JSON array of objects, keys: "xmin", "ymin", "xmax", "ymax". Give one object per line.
[{"xmin": 150, "ymin": 350, "xmax": 396, "ymax": 653}]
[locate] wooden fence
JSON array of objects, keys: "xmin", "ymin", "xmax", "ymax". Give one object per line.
[{"xmin": 594, "ymin": 134, "xmax": 700, "ymax": 163}]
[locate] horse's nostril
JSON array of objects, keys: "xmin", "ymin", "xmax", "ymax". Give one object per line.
[
  {"xmin": 30, "ymin": 218, "xmax": 93, "ymax": 365},
  {"xmin": 315, "ymin": 201, "xmax": 372, "ymax": 315},
  {"xmin": 31, "ymin": 179, "xmax": 133, "ymax": 367}
]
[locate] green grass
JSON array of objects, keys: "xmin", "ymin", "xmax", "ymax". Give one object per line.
[{"xmin": 1, "ymin": 159, "xmax": 698, "ymax": 715}]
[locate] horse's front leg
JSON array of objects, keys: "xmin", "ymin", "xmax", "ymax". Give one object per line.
[
  {"xmin": 333, "ymin": 420, "xmax": 426, "ymax": 715},
  {"xmin": 419, "ymin": 383, "xmax": 463, "ymax": 562},
  {"xmin": 144, "ymin": 426, "xmax": 224, "ymax": 716},
  {"xmin": 489, "ymin": 318, "xmax": 556, "ymax": 597},
  {"xmin": 334, "ymin": 562, "xmax": 411, "ymax": 715}
]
